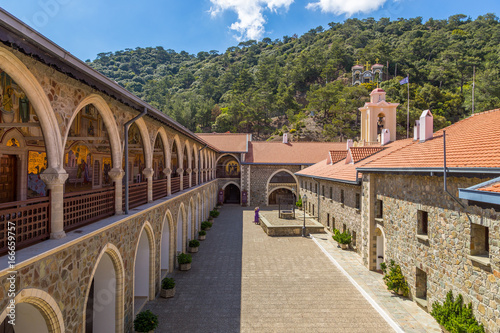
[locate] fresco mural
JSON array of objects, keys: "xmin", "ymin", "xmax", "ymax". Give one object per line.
[
  {"xmin": 153, "ymin": 136, "xmax": 165, "ymax": 180},
  {"xmin": 225, "ymin": 160, "xmax": 240, "ymax": 175},
  {"xmin": 27, "ymin": 151, "xmax": 47, "ymax": 197}
]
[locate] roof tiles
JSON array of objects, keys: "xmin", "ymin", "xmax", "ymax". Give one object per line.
[
  {"xmin": 196, "ymin": 133, "xmax": 249, "ymax": 153},
  {"xmin": 245, "ymin": 142, "xmax": 346, "ymax": 164}
]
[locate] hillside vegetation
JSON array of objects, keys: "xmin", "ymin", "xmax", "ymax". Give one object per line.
[{"xmin": 89, "ymin": 14, "xmax": 500, "ymax": 141}]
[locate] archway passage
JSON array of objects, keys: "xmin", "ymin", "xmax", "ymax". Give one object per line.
[
  {"xmin": 85, "ymin": 253, "xmax": 117, "ymax": 333},
  {"xmin": 269, "ymin": 188, "xmax": 296, "ymax": 205},
  {"xmin": 224, "ymin": 184, "xmax": 240, "ymax": 204},
  {"xmin": 0, "ymin": 303, "xmax": 49, "ymax": 333},
  {"xmin": 134, "ymin": 229, "xmax": 150, "ymax": 313}
]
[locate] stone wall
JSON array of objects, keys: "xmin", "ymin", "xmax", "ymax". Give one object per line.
[
  {"xmin": 363, "ymin": 173, "xmax": 500, "ymax": 332},
  {"xmin": 242, "ymin": 164, "xmax": 301, "ymax": 207},
  {"xmin": 297, "ymin": 176, "xmax": 362, "ymax": 253},
  {"xmin": 0, "ymin": 179, "xmax": 217, "ymax": 332}
]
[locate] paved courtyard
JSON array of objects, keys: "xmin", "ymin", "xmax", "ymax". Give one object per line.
[{"xmin": 144, "ymin": 205, "xmax": 434, "ymax": 332}]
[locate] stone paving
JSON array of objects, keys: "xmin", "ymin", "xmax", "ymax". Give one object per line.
[
  {"xmin": 259, "ymin": 208, "xmax": 318, "ymax": 226},
  {"xmin": 144, "ymin": 206, "xmax": 436, "ymax": 332},
  {"xmin": 310, "ymin": 232, "xmax": 441, "ymax": 333}
]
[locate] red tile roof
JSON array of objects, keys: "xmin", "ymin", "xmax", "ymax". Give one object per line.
[
  {"xmin": 349, "ymin": 147, "xmax": 384, "ymax": 163},
  {"xmin": 329, "ymin": 150, "xmax": 347, "ymax": 164},
  {"xmin": 245, "ymin": 142, "xmax": 346, "ymax": 164},
  {"xmin": 359, "ymin": 109, "xmax": 500, "ymax": 170},
  {"xmin": 478, "ymin": 183, "xmax": 500, "ymax": 193},
  {"xmin": 196, "ymin": 133, "xmax": 249, "ymax": 153},
  {"xmin": 297, "ymin": 139, "xmax": 413, "ymax": 182}
]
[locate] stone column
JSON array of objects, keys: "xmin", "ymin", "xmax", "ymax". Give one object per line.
[
  {"xmin": 108, "ymin": 168, "xmax": 125, "ymax": 215},
  {"xmin": 177, "ymin": 168, "xmax": 184, "ymax": 190},
  {"xmin": 163, "ymin": 168, "xmax": 171, "ymax": 196},
  {"xmin": 40, "ymin": 168, "xmax": 69, "ymax": 239},
  {"xmin": 193, "ymin": 168, "xmax": 198, "ymax": 186},
  {"xmin": 143, "ymin": 168, "xmax": 154, "ymax": 202},
  {"xmin": 186, "ymin": 168, "xmax": 192, "ymax": 188}
]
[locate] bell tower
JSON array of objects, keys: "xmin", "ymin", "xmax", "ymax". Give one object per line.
[{"xmin": 359, "ymin": 88, "xmax": 399, "ymax": 144}]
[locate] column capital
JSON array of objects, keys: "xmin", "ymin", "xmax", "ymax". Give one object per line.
[
  {"xmin": 163, "ymin": 168, "xmax": 172, "ymax": 176},
  {"xmin": 142, "ymin": 167, "xmax": 154, "ymax": 179},
  {"xmin": 40, "ymin": 168, "xmax": 68, "ymax": 188},
  {"xmin": 193, "ymin": 168, "xmax": 199, "ymax": 173},
  {"xmin": 108, "ymin": 168, "xmax": 125, "ymax": 181},
  {"xmin": 176, "ymin": 167, "xmax": 184, "ymax": 175},
  {"xmin": 186, "ymin": 168, "xmax": 192, "ymax": 174}
]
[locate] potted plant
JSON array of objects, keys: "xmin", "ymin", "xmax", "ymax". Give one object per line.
[
  {"xmin": 201, "ymin": 221, "xmax": 212, "ymax": 231},
  {"xmin": 198, "ymin": 230, "xmax": 206, "ymax": 240},
  {"xmin": 431, "ymin": 290, "xmax": 484, "ymax": 333},
  {"xmin": 296, "ymin": 197, "xmax": 302, "ymax": 210},
  {"xmin": 209, "ymin": 210, "xmax": 220, "ymax": 218},
  {"xmin": 188, "ymin": 239, "xmax": 200, "ymax": 253},
  {"xmin": 134, "ymin": 310, "xmax": 159, "ymax": 333},
  {"xmin": 380, "ymin": 260, "xmax": 409, "ymax": 297},
  {"xmin": 332, "ymin": 229, "xmax": 351, "ymax": 250},
  {"xmin": 160, "ymin": 277, "xmax": 175, "ymax": 298},
  {"xmin": 177, "ymin": 253, "xmax": 192, "ymax": 271}
]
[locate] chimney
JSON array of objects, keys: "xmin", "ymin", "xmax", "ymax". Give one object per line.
[
  {"xmin": 346, "ymin": 139, "xmax": 353, "ymax": 150},
  {"xmin": 413, "ymin": 120, "xmax": 420, "ymax": 141},
  {"xmin": 419, "ymin": 110, "xmax": 433, "ymax": 142},
  {"xmin": 381, "ymin": 129, "xmax": 391, "ymax": 146},
  {"xmin": 283, "ymin": 133, "xmax": 288, "ymax": 144}
]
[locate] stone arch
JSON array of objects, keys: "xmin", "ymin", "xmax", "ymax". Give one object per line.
[
  {"xmin": 160, "ymin": 209, "xmax": 175, "ymax": 274},
  {"xmin": 197, "ymin": 193, "xmax": 201, "ymax": 231},
  {"xmin": 176, "ymin": 203, "xmax": 187, "ymax": 254},
  {"xmin": 375, "ymin": 225, "xmax": 386, "ymax": 271},
  {"xmin": 0, "ymin": 45, "xmax": 62, "ymax": 169},
  {"xmin": 266, "ymin": 169, "xmax": 299, "ymax": 188},
  {"xmin": 133, "ymin": 118, "xmax": 152, "ymax": 169},
  {"xmin": 63, "ymin": 94, "xmax": 122, "ymax": 168},
  {"xmin": 188, "ymin": 198, "xmax": 195, "ymax": 240},
  {"xmin": 155, "ymin": 128, "xmax": 171, "ymax": 166},
  {"xmin": 216, "ymin": 153, "xmax": 240, "ymax": 164},
  {"xmin": 222, "ymin": 181, "xmax": 241, "ymax": 190},
  {"xmin": 82, "ymin": 243, "xmax": 125, "ymax": 333},
  {"xmin": 0, "ymin": 288, "xmax": 65, "ymax": 333},
  {"xmin": 133, "ymin": 221, "xmax": 155, "ymax": 305},
  {"xmin": 268, "ymin": 186, "xmax": 297, "ymax": 205}
]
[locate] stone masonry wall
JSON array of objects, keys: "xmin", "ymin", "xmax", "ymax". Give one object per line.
[
  {"xmin": 0, "ymin": 181, "xmax": 217, "ymax": 332},
  {"xmin": 364, "ymin": 173, "xmax": 500, "ymax": 332},
  {"xmin": 298, "ymin": 176, "xmax": 362, "ymax": 253}
]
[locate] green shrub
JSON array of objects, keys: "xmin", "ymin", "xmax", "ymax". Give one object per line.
[
  {"xmin": 278, "ymin": 130, "xmax": 283, "ymax": 136},
  {"xmin": 290, "ymin": 128, "xmax": 297, "ymax": 134},
  {"xmin": 332, "ymin": 229, "xmax": 351, "ymax": 245},
  {"xmin": 177, "ymin": 253, "xmax": 192, "ymax": 264},
  {"xmin": 133, "ymin": 310, "xmax": 159, "ymax": 332},
  {"xmin": 189, "ymin": 239, "xmax": 200, "ymax": 248},
  {"xmin": 431, "ymin": 290, "xmax": 484, "ymax": 333},
  {"xmin": 380, "ymin": 260, "xmax": 409, "ymax": 297},
  {"xmin": 295, "ymin": 197, "xmax": 302, "ymax": 208},
  {"xmin": 201, "ymin": 221, "xmax": 212, "ymax": 230},
  {"xmin": 161, "ymin": 277, "xmax": 175, "ymax": 290},
  {"xmin": 198, "ymin": 230, "xmax": 206, "ymax": 236},
  {"xmin": 210, "ymin": 210, "xmax": 220, "ymax": 218}
]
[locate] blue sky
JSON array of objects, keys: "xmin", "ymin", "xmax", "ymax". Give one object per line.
[{"xmin": 2, "ymin": 0, "xmax": 500, "ymax": 61}]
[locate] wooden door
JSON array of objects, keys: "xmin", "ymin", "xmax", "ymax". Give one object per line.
[{"xmin": 0, "ymin": 155, "xmax": 17, "ymax": 203}]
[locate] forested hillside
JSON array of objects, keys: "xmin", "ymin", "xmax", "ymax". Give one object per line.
[{"xmin": 88, "ymin": 14, "xmax": 500, "ymax": 141}]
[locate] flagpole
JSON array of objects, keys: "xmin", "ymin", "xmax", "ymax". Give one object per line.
[{"xmin": 407, "ymin": 74, "xmax": 410, "ymax": 139}]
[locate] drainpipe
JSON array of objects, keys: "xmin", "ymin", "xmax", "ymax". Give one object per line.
[
  {"xmin": 124, "ymin": 107, "xmax": 148, "ymax": 214},
  {"xmin": 313, "ymin": 177, "xmax": 320, "ymax": 222},
  {"xmin": 198, "ymin": 144, "xmax": 208, "ymax": 185}
]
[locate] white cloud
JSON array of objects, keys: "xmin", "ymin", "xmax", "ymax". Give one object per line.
[
  {"xmin": 306, "ymin": 0, "xmax": 387, "ymax": 16},
  {"xmin": 209, "ymin": 0, "xmax": 294, "ymax": 41}
]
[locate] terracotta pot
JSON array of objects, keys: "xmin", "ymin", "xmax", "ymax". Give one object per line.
[
  {"xmin": 179, "ymin": 263, "xmax": 191, "ymax": 271},
  {"xmin": 188, "ymin": 246, "xmax": 199, "ymax": 253},
  {"xmin": 208, "ymin": 217, "xmax": 214, "ymax": 222},
  {"xmin": 198, "ymin": 235, "xmax": 206, "ymax": 241},
  {"xmin": 204, "ymin": 227, "xmax": 211, "ymax": 231},
  {"xmin": 340, "ymin": 243, "xmax": 349, "ymax": 250},
  {"xmin": 160, "ymin": 287, "xmax": 175, "ymax": 298},
  {"xmin": 135, "ymin": 330, "xmax": 154, "ymax": 333}
]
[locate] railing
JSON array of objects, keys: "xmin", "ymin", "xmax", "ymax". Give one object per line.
[
  {"xmin": 191, "ymin": 173, "xmax": 197, "ymax": 187},
  {"xmin": 153, "ymin": 179, "xmax": 168, "ymax": 201},
  {"xmin": 0, "ymin": 196, "xmax": 50, "ymax": 255},
  {"xmin": 183, "ymin": 175, "xmax": 190, "ymax": 189},
  {"xmin": 125, "ymin": 182, "xmax": 148, "ymax": 209},
  {"xmin": 216, "ymin": 170, "xmax": 241, "ymax": 178},
  {"xmin": 171, "ymin": 176, "xmax": 181, "ymax": 194},
  {"xmin": 63, "ymin": 187, "xmax": 115, "ymax": 231}
]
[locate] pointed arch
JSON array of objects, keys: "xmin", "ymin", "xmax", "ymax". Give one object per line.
[
  {"xmin": 83, "ymin": 243, "xmax": 125, "ymax": 333},
  {"xmin": 0, "ymin": 45, "xmax": 62, "ymax": 168},
  {"xmin": 63, "ymin": 94, "xmax": 122, "ymax": 168},
  {"xmin": 155, "ymin": 128, "xmax": 171, "ymax": 169},
  {"xmin": 1, "ymin": 128, "xmax": 27, "ymax": 148},
  {"xmin": 0, "ymin": 288, "xmax": 65, "ymax": 333},
  {"xmin": 161, "ymin": 209, "xmax": 175, "ymax": 274},
  {"xmin": 266, "ymin": 169, "xmax": 299, "ymax": 187},
  {"xmin": 133, "ymin": 118, "xmax": 152, "ymax": 169},
  {"xmin": 133, "ymin": 221, "xmax": 156, "ymax": 306},
  {"xmin": 176, "ymin": 203, "xmax": 187, "ymax": 254}
]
